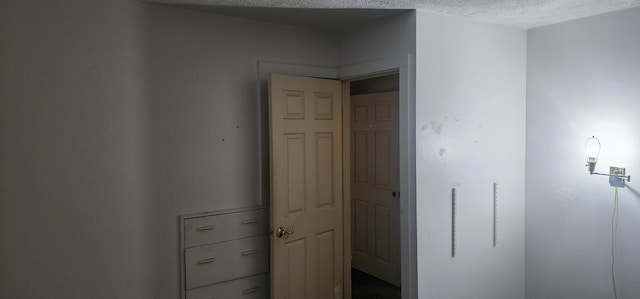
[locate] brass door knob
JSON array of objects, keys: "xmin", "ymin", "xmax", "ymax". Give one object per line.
[{"xmin": 276, "ymin": 226, "xmax": 294, "ymax": 238}]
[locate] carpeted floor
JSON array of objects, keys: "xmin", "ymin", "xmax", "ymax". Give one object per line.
[{"xmin": 351, "ymin": 269, "xmax": 401, "ymax": 299}]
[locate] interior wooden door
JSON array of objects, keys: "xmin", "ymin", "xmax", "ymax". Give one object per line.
[
  {"xmin": 350, "ymin": 91, "xmax": 400, "ymax": 286},
  {"xmin": 269, "ymin": 73, "xmax": 344, "ymax": 299}
]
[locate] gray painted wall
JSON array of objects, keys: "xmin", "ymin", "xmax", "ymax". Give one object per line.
[
  {"xmin": 0, "ymin": 1, "xmax": 337, "ymax": 298},
  {"xmin": 0, "ymin": 1, "xmax": 152, "ymax": 297},
  {"xmin": 415, "ymin": 10, "xmax": 527, "ymax": 299},
  {"xmin": 338, "ymin": 12, "xmax": 416, "ymax": 67},
  {"xmin": 526, "ymin": 7, "xmax": 640, "ymax": 299}
]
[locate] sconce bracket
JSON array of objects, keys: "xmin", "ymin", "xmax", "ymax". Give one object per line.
[{"xmin": 609, "ymin": 167, "xmax": 626, "ymax": 188}]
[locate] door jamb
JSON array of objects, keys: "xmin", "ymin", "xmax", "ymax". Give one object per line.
[
  {"xmin": 340, "ymin": 81, "xmax": 352, "ymax": 298},
  {"xmin": 338, "ymin": 56, "xmax": 416, "ymax": 299}
]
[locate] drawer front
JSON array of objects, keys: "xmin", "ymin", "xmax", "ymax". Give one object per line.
[
  {"xmin": 185, "ymin": 236, "xmax": 269, "ymax": 289},
  {"xmin": 184, "ymin": 209, "xmax": 267, "ymax": 248},
  {"xmin": 186, "ymin": 273, "xmax": 268, "ymax": 299}
]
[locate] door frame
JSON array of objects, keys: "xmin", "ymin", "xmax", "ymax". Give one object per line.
[{"xmin": 258, "ymin": 56, "xmax": 416, "ymax": 299}]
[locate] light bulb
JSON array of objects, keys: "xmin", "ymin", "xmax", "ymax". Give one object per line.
[{"xmin": 585, "ymin": 136, "xmax": 600, "ymax": 174}]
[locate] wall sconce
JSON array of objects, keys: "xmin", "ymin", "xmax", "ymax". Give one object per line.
[{"xmin": 585, "ymin": 136, "xmax": 631, "ymax": 187}]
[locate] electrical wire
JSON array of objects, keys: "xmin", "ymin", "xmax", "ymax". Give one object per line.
[{"xmin": 611, "ymin": 187, "xmax": 619, "ymax": 299}]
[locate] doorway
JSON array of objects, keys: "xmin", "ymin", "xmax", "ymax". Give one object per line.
[
  {"xmin": 348, "ymin": 74, "xmax": 401, "ymax": 299},
  {"xmin": 260, "ymin": 60, "xmax": 416, "ymax": 299}
]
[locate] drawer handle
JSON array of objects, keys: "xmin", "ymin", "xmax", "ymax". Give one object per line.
[
  {"xmin": 241, "ymin": 218, "xmax": 258, "ymax": 224},
  {"xmin": 242, "ymin": 287, "xmax": 260, "ymax": 295},
  {"xmin": 241, "ymin": 249, "xmax": 259, "ymax": 256},
  {"xmin": 197, "ymin": 257, "xmax": 216, "ymax": 265},
  {"xmin": 196, "ymin": 225, "xmax": 215, "ymax": 231}
]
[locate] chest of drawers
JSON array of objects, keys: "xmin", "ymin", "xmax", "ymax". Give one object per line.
[{"xmin": 180, "ymin": 206, "xmax": 269, "ymax": 299}]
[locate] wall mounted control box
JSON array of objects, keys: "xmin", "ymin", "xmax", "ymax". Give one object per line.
[{"xmin": 609, "ymin": 166, "xmax": 627, "ymax": 188}]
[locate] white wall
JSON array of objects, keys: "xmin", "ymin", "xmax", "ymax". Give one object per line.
[
  {"xmin": 526, "ymin": 7, "xmax": 640, "ymax": 299},
  {"xmin": 415, "ymin": 10, "xmax": 527, "ymax": 299},
  {"xmin": 0, "ymin": 1, "xmax": 337, "ymax": 298}
]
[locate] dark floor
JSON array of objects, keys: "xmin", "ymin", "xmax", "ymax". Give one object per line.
[{"xmin": 351, "ymin": 269, "xmax": 401, "ymax": 299}]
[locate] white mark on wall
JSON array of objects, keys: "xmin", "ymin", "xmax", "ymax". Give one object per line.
[
  {"xmin": 430, "ymin": 116, "xmax": 449, "ymax": 134},
  {"xmin": 431, "ymin": 120, "xmax": 444, "ymax": 134},
  {"xmin": 417, "ymin": 123, "xmax": 434, "ymax": 158},
  {"xmin": 556, "ymin": 186, "xmax": 575, "ymax": 202},
  {"xmin": 417, "ymin": 116, "xmax": 456, "ymax": 165}
]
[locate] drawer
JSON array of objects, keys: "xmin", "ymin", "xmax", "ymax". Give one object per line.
[
  {"xmin": 184, "ymin": 209, "xmax": 267, "ymax": 248},
  {"xmin": 185, "ymin": 236, "xmax": 269, "ymax": 289},
  {"xmin": 186, "ymin": 273, "xmax": 268, "ymax": 299}
]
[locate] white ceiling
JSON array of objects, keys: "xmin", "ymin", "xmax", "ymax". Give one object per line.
[{"xmin": 145, "ymin": 0, "xmax": 640, "ymax": 30}]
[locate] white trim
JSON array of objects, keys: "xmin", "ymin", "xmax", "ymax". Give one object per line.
[
  {"xmin": 337, "ymin": 56, "xmax": 407, "ymax": 79},
  {"xmin": 337, "ymin": 56, "xmax": 417, "ymax": 299},
  {"xmin": 341, "ymin": 81, "xmax": 352, "ymax": 299},
  {"xmin": 258, "ymin": 61, "xmax": 338, "ymax": 79}
]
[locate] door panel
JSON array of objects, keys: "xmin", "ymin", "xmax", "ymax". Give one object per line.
[
  {"xmin": 270, "ymin": 73, "xmax": 344, "ymax": 299},
  {"xmin": 375, "ymin": 131, "xmax": 391, "ymax": 187},
  {"xmin": 354, "ymin": 131, "xmax": 368, "ymax": 183},
  {"xmin": 285, "ymin": 133, "xmax": 306, "ymax": 215},
  {"xmin": 353, "ymin": 198, "xmax": 369, "ymax": 256},
  {"xmin": 316, "ymin": 230, "xmax": 336, "ymax": 298},
  {"xmin": 375, "ymin": 205, "xmax": 391, "ymax": 262},
  {"xmin": 316, "ymin": 132, "xmax": 335, "ymax": 208},
  {"xmin": 350, "ymin": 91, "xmax": 400, "ymax": 287},
  {"xmin": 285, "ymin": 237, "xmax": 306, "ymax": 298}
]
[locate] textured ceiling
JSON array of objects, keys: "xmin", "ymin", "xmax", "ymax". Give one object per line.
[{"xmin": 146, "ymin": 0, "xmax": 640, "ymax": 29}]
